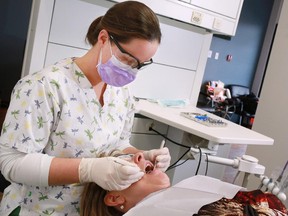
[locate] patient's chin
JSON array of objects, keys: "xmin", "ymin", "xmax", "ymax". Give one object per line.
[{"xmin": 150, "ymin": 170, "xmax": 171, "ymax": 188}]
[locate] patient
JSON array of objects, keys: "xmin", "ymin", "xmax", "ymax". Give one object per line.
[
  {"xmin": 80, "ymin": 151, "xmax": 287, "ymax": 216},
  {"xmin": 80, "ymin": 151, "xmax": 170, "ymax": 216}
]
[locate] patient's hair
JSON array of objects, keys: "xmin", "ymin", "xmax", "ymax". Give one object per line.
[
  {"xmin": 80, "ymin": 150, "xmax": 123, "ymax": 216},
  {"xmin": 81, "ymin": 183, "xmax": 122, "ymax": 216}
]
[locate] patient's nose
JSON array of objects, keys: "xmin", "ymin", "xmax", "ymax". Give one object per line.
[{"xmin": 133, "ymin": 152, "xmax": 145, "ymax": 164}]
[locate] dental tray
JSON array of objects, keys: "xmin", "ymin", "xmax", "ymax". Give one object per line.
[{"xmin": 180, "ymin": 112, "xmax": 227, "ymax": 127}]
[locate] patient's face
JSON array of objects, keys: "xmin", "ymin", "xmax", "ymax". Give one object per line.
[{"xmin": 109, "ymin": 152, "xmax": 170, "ymax": 211}]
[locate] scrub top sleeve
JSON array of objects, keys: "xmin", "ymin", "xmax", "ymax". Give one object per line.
[{"xmin": 0, "ymin": 74, "xmax": 60, "ymax": 154}]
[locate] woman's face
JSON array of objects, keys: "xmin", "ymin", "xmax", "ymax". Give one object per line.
[
  {"xmin": 111, "ymin": 37, "xmax": 159, "ymax": 69},
  {"xmin": 107, "ymin": 152, "xmax": 170, "ymax": 211},
  {"xmin": 100, "ymin": 29, "xmax": 159, "ymax": 70}
]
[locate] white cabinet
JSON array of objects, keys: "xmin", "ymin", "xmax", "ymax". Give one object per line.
[
  {"xmin": 48, "ymin": 1, "xmax": 205, "ymax": 70},
  {"xmin": 153, "ymin": 19, "xmax": 204, "ymax": 70},
  {"xmin": 128, "ymin": 64, "xmax": 196, "ymax": 100},
  {"xmin": 49, "ymin": 0, "xmax": 113, "ymax": 50},
  {"xmin": 188, "ymin": 0, "xmax": 243, "ymax": 19},
  {"xmin": 113, "ymin": 0, "xmax": 244, "ymax": 36}
]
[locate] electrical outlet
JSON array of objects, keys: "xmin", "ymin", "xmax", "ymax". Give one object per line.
[
  {"xmin": 213, "ymin": 18, "xmax": 222, "ymax": 30},
  {"xmin": 191, "ymin": 11, "xmax": 203, "ymax": 24},
  {"xmin": 145, "ymin": 121, "xmax": 154, "ymax": 132},
  {"xmin": 186, "ymin": 150, "xmax": 196, "ymax": 159}
]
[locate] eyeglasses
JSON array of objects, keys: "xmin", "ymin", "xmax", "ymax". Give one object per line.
[{"xmin": 109, "ymin": 34, "xmax": 153, "ymax": 69}]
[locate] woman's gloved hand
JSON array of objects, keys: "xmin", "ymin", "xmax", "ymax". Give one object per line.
[
  {"xmin": 79, "ymin": 157, "xmax": 144, "ymax": 191},
  {"xmin": 143, "ymin": 147, "xmax": 171, "ymax": 172}
]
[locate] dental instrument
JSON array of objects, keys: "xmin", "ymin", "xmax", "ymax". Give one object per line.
[{"xmin": 153, "ymin": 140, "xmax": 166, "ymax": 170}]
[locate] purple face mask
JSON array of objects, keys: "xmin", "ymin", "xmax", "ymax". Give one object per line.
[{"xmin": 97, "ymin": 49, "xmax": 138, "ymax": 87}]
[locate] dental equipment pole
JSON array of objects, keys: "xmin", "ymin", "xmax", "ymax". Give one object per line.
[
  {"xmin": 189, "ymin": 147, "xmax": 287, "ymax": 201},
  {"xmin": 189, "ymin": 144, "xmax": 265, "ymax": 185},
  {"xmin": 205, "ymin": 154, "xmax": 265, "ymax": 187}
]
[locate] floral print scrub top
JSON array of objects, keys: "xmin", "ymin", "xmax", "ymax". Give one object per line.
[{"xmin": 0, "ymin": 58, "xmax": 135, "ymax": 215}]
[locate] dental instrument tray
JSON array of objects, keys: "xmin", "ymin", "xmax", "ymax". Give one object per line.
[{"xmin": 180, "ymin": 112, "xmax": 227, "ymax": 127}]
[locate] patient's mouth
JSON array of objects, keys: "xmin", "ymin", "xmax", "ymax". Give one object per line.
[{"xmin": 145, "ymin": 163, "xmax": 155, "ymax": 174}]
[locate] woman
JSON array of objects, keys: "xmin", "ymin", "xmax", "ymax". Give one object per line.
[
  {"xmin": 80, "ymin": 151, "xmax": 171, "ymax": 216},
  {"xmin": 82, "ymin": 156, "xmax": 287, "ymax": 216},
  {"xmin": 0, "ymin": 1, "xmax": 171, "ymax": 215}
]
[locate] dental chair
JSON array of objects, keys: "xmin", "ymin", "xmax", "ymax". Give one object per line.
[
  {"xmin": 197, "ymin": 81, "xmax": 230, "ymax": 114},
  {"xmin": 217, "ymin": 84, "xmax": 258, "ymax": 128},
  {"xmin": 197, "ymin": 82, "xmax": 258, "ymax": 128}
]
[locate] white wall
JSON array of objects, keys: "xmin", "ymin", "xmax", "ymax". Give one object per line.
[{"xmin": 246, "ymin": 0, "xmax": 288, "ymax": 207}]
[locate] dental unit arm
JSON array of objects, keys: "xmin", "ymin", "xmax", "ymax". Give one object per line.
[{"xmin": 188, "ymin": 141, "xmax": 287, "ymax": 202}]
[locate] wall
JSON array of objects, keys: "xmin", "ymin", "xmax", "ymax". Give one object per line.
[
  {"xmin": 246, "ymin": 0, "xmax": 288, "ymax": 207},
  {"xmin": 201, "ymin": 0, "xmax": 274, "ymax": 91},
  {"xmin": 0, "ymin": 0, "xmax": 32, "ymax": 103}
]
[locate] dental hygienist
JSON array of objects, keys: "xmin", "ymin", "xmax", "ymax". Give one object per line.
[{"xmin": 0, "ymin": 1, "xmax": 171, "ymax": 215}]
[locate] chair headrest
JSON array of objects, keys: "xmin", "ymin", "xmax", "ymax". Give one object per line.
[{"xmin": 226, "ymin": 85, "xmax": 250, "ymax": 97}]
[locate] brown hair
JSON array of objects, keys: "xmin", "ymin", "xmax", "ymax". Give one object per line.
[
  {"xmin": 86, "ymin": 1, "xmax": 161, "ymax": 46},
  {"xmin": 80, "ymin": 183, "xmax": 122, "ymax": 216}
]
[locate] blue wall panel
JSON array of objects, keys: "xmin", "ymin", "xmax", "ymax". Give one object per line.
[{"xmin": 201, "ymin": 0, "xmax": 274, "ymax": 93}]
